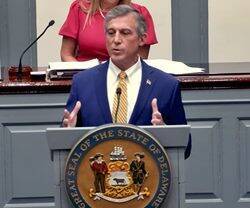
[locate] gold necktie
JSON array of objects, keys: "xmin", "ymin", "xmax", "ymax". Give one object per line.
[{"xmin": 112, "ymin": 71, "xmax": 127, "ymax": 123}]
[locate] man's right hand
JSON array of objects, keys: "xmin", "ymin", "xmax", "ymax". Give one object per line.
[{"xmin": 62, "ymin": 101, "xmax": 81, "ymax": 127}]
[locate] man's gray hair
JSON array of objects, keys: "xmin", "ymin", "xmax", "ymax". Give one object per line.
[{"xmin": 104, "ymin": 5, "xmax": 147, "ymax": 37}]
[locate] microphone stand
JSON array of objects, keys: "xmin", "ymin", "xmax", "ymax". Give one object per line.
[
  {"xmin": 114, "ymin": 87, "xmax": 122, "ymax": 123},
  {"xmin": 17, "ymin": 20, "xmax": 55, "ymax": 81}
]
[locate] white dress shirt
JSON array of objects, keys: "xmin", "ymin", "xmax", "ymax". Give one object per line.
[{"xmin": 107, "ymin": 59, "xmax": 142, "ymax": 123}]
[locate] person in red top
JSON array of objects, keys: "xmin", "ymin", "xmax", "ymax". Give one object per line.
[
  {"xmin": 59, "ymin": 0, "xmax": 157, "ymax": 62},
  {"xmin": 90, "ymin": 153, "xmax": 108, "ymax": 193}
]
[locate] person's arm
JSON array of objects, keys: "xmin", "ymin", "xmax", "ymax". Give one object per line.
[
  {"xmin": 60, "ymin": 36, "xmax": 78, "ymax": 61},
  {"xmin": 139, "ymin": 45, "xmax": 150, "ymax": 59}
]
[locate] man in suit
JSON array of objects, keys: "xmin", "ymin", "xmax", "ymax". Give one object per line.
[
  {"xmin": 130, "ymin": 152, "xmax": 147, "ymax": 193},
  {"xmin": 62, "ymin": 5, "xmax": 191, "ymax": 158}
]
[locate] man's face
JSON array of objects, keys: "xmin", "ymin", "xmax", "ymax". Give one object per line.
[
  {"xmin": 136, "ymin": 155, "xmax": 141, "ymax": 161},
  {"xmin": 105, "ymin": 13, "xmax": 146, "ymax": 70}
]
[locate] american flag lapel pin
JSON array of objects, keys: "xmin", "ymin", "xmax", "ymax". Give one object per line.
[{"xmin": 146, "ymin": 79, "xmax": 151, "ymax": 86}]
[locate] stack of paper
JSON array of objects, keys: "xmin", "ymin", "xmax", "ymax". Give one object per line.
[
  {"xmin": 47, "ymin": 59, "xmax": 204, "ymax": 80},
  {"xmin": 144, "ymin": 59, "xmax": 204, "ymax": 75},
  {"xmin": 47, "ymin": 59, "xmax": 100, "ymax": 80}
]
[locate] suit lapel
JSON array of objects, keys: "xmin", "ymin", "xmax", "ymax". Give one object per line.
[
  {"xmin": 129, "ymin": 60, "xmax": 155, "ymax": 124},
  {"xmin": 95, "ymin": 61, "xmax": 113, "ymax": 123}
]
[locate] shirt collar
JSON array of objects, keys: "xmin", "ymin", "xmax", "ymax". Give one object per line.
[{"xmin": 109, "ymin": 58, "xmax": 141, "ymax": 81}]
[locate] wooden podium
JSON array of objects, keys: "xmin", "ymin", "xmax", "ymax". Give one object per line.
[{"xmin": 46, "ymin": 125, "xmax": 190, "ymax": 208}]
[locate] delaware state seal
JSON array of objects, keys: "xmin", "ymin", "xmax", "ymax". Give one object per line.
[{"xmin": 65, "ymin": 124, "xmax": 171, "ymax": 208}]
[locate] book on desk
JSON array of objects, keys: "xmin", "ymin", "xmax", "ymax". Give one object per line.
[
  {"xmin": 47, "ymin": 59, "xmax": 204, "ymax": 80},
  {"xmin": 47, "ymin": 59, "xmax": 100, "ymax": 80}
]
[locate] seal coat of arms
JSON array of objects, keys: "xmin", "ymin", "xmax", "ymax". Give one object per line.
[{"xmin": 65, "ymin": 124, "xmax": 171, "ymax": 208}]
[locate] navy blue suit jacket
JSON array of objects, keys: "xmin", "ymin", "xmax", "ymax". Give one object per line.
[{"xmin": 66, "ymin": 60, "xmax": 191, "ymax": 158}]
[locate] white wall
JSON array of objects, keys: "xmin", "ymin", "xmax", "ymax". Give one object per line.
[
  {"xmin": 37, "ymin": 1, "xmax": 250, "ymax": 73},
  {"xmin": 209, "ymin": 0, "xmax": 250, "ymax": 72},
  {"xmin": 134, "ymin": 0, "xmax": 172, "ymax": 60},
  {"xmin": 36, "ymin": 0, "xmax": 73, "ymax": 66},
  {"xmin": 36, "ymin": 0, "xmax": 172, "ymax": 67}
]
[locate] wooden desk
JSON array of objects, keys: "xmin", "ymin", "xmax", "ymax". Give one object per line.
[
  {"xmin": 0, "ymin": 70, "xmax": 250, "ymax": 208},
  {"xmin": 1, "ymin": 67, "xmax": 250, "ymax": 94}
]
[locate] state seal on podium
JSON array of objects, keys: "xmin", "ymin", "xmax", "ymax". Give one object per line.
[{"xmin": 65, "ymin": 124, "xmax": 171, "ymax": 208}]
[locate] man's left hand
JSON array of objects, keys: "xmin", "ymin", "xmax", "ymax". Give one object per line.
[{"xmin": 151, "ymin": 98, "xmax": 165, "ymax": 125}]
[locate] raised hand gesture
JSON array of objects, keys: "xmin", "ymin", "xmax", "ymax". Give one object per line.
[
  {"xmin": 151, "ymin": 98, "xmax": 165, "ymax": 125},
  {"xmin": 62, "ymin": 101, "xmax": 81, "ymax": 127}
]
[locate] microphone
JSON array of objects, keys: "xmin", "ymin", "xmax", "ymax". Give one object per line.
[
  {"xmin": 17, "ymin": 20, "xmax": 55, "ymax": 81},
  {"xmin": 114, "ymin": 87, "xmax": 122, "ymax": 123}
]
